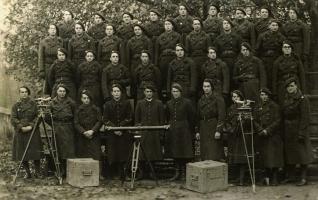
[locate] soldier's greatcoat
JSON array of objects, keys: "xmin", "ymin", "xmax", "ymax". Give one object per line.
[
  {"xmin": 202, "ymin": 16, "xmax": 222, "ymax": 42},
  {"xmin": 233, "ymin": 19, "xmax": 256, "ymax": 49},
  {"xmin": 97, "ymin": 35, "xmax": 123, "ymax": 68},
  {"xmin": 87, "ymin": 23, "xmax": 106, "ymax": 49},
  {"xmin": 58, "ymin": 20, "xmax": 76, "ymax": 48},
  {"xmin": 144, "ymin": 20, "xmax": 165, "ymax": 61},
  {"xmin": 173, "ymin": 15, "xmax": 193, "ymax": 44},
  {"xmin": 68, "ymin": 33, "xmax": 94, "ymax": 67}
]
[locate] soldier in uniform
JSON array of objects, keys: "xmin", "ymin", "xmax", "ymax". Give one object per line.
[
  {"xmin": 48, "ymin": 48, "xmax": 77, "ymax": 100},
  {"xmin": 101, "ymin": 51, "xmax": 130, "ymax": 101},
  {"xmin": 58, "ymin": 10, "xmax": 76, "ymax": 48},
  {"xmin": 103, "ymin": 84, "xmax": 133, "ymax": 179},
  {"xmin": 200, "ymin": 46, "xmax": 229, "ymax": 97},
  {"xmin": 173, "ymin": 4, "xmax": 193, "ymax": 44},
  {"xmin": 233, "ymin": 42, "xmax": 266, "ymax": 103},
  {"xmin": 167, "ymin": 43, "xmax": 197, "ymax": 103},
  {"xmin": 68, "ymin": 22, "xmax": 94, "ymax": 69},
  {"xmin": 233, "ymin": 8, "xmax": 256, "ymax": 49},
  {"xmin": 165, "ymin": 83, "xmax": 195, "ymax": 179},
  {"xmin": 272, "ymin": 41, "xmax": 306, "ymax": 105},
  {"xmin": 254, "ymin": 7, "xmax": 272, "ymax": 38},
  {"xmin": 282, "ymin": 78, "xmax": 313, "ymax": 186},
  {"xmin": 256, "ymin": 20, "xmax": 286, "ymax": 90},
  {"xmin": 38, "ymin": 24, "xmax": 63, "ymax": 95},
  {"xmin": 253, "ymin": 88, "xmax": 283, "ymax": 186},
  {"xmin": 126, "ymin": 23, "xmax": 152, "ymax": 72},
  {"xmin": 155, "ymin": 18, "xmax": 181, "ymax": 98},
  {"xmin": 76, "ymin": 50, "xmax": 103, "ymax": 107},
  {"xmin": 132, "ymin": 50, "xmax": 161, "ymax": 100},
  {"xmin": 196, "ymin": 79, "xmax": 226, "ymax": 161},
  {"xmin": 203, "ymin": 5, "xmax": 222, "ymax": 43},
  {"xmin": 87, "ymin": 13, "xmax": 107, "ymax": 50},
  {"xmin": 11, "ymin": 86, "xmax": 42, "ymax": 178},
  {"xmin": 144, "ymin": 9, "xmax": 164, "ymax": 62},
  {"xmin": 97, "ymin": 24, "xmax": 123, "ymax": 69}
]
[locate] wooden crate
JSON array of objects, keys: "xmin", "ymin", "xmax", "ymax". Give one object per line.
[
  {"xmin": 67, "ymin": 158, "xmax": 99, "ymax": 188},
  {"xmin": 186, "ymin": 160, "xmax": 228, "ymax": 193}
]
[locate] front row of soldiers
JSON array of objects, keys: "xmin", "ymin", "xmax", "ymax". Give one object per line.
[{"xmin": 11, "ymin": 74, "xmax": 313, "ymax": 186}]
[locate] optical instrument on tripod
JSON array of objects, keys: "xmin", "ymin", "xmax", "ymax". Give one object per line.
[
  {"xmin": 13, "ymin": 97, "xmax": 62, "ymax": 185},
  {"xmin": 105, "ymin": 125, "xmax": 170, "ymax": 189}
]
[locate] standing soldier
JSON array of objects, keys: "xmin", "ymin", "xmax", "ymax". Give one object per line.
[
  {"xmin": 233, "ymin": 42, "xmax": 266, "ymax": 103},
  {"xmin": 38, "ymin": 24, "xmax": 63, "ymax": 95},
  {"xmin": 58, "ymin": 10, "xmax": 76, "ymax": 48},
  {"xmin": 144, "ymin": 9, "xmax": 165, "ymax": 62},
  {"xmin": 233, "ymin": 8, "xmax": 256, "ymax": 49},
  {"xmin": 11, "ymin": 86, "xmax": 42, "ymax": 178},
  {"xmin": 201, "ymin": 47, "xmax": 229, "ymax": 97},
  {"xmin": 272, "ymin": 41, "xmax": 306, "ymax": 105},
  {"xmin": 173, "ymin": 4, "xmax": 193, "ymax": 44},
  {"xmin": 254, "ymin": 88, "xmax": 283, "ymax": 186},
  {"xmin": 132, "ymin": 50, "xmax": 161, "ymax": 100},
  {"xmin": 101, "ymin": 51, "xmax": 130, "ymax": 101},
  {"xmin": 167, "ymin": 43, "xmax": 197, "ymax": 103},
  {"xmin": 165, "ymin": 83, "xmax": 195, "ymax": 180},
  {"xmin": 196, "ymin": 79, "xmax": 226, "ymax": 161},
  {"xmin": 97, "ymin": 24, "xmax": 123, "ymax": 69},
  {"xmin": 203, "ymin": 5, "xmax": 222, "ymax": 43},
  {"xmin": 103, "ymin": 84, "xmax": 133, "ymax": 179},
  {"xmin": 126, "ymin": 23, "xmax": 152, "ymax": 72},
  {"xmin": 254, "ymin": 7, "xmax": 272, "ymax": 38},
  {"xmin": 87, "ymin": 13, "xmax": 107, "ymax": 50},
  {"xmin": 256, "ymin": 20, "xmax": 285, "ymax": 90},
  {"xmin": 282, "ymin": 78, "xmax": 313, "ymax": 186},
  {"xmin": 68, "ymin": 22, "xmax": 94, "ymax": 69}
]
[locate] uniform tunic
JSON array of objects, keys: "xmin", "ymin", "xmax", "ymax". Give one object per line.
[
  {"xmin": 101, "ymin": 63, "xmax": 130, "ymax": 101},
  {"xmin": 135, "ymin": 99, "xmax": 165, "ymax": 161},
  {"xmin": 200, "ymin": 58, "xmax": 230, "ymax": 95},
  {"xmin": 50, "ymin": 97, "xmax": 76, "ymax": 159},
  {"xmin": 58, "ymin": 20, "xmax": 76, "ymax": 48},
  {"xmin": 282, "ymin": 90, "xmax": 313, "ymax": 165},
  {"xmin": 87, "ymin": 23, "xmax": 106, "ymax": 49},
  {"xmin": 233, "ymin": 19, "xmax": 256, "ymax": 49},
  {"xmin": 173, "ymin": 15, "xmax": 193, "ymax": 44},
  {"xmin": 165, "ymin": 97, "xmax": 195, "ymax": 159},
  {"xmin": 77, "ymin": 60, "xmax": 103, "ymax": 107},
  {"xmin": 48, "ymin": 59, "xmax": 77, "ymax": 100},
  {"xmin": 68, "ymin": 33, "xmax": 94, "ymax": 68},
  {"xmin": 11, "ymin": 98, "xmax": 42, "ymax": 161},
  {"xmin": 103, "ymin": 99, "xmax": 133, "ymax": 163},
  {"xmin": 117, "ymin": 23, "xmax": 134, "ymax": 66},
  {"xmin": 254, "ymin": 18, "xmax": 271, "ymax": 38},
  {"xmin": 144, "ymin": 20, "xmax": 165, "ymax": 62},
  {"xmin": 233, "ymin": 54, "xmax": 266, "ymax": 103},
  {"xmin": 202, "ymin": 16, "xmax": 222, "ymax": 42},
  {"xmin": 272, "ymin": 54, "xmax": 306, "ymax": 105},
  {"xmin": 132, "ymin": 63, "xmax": 161, "ymax": 100},
  {"xmin": 97, "ymin": 35, "xmax": 123, "ymax": 68},
  {"xmin": 254, "ymin": 100, "xmax": 283, "ymax": 168},
  {"xmin": 197, "ymin": 94, "xmax": 225, "ymax": 160},
  {"xmin": 38, "ymin": 36, "xmax": 63, "ymax": 95},
  {"xmin": 74, "ymin": 104, "xmax": 102, "ymax": 160}
]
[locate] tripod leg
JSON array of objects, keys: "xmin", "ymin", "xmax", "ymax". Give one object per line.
[
  {"xmin": 13, "ymin": 116, "xmax": 41, "ymax": 184},
  {"xmin": 140, "ymin": 144, "xmax": 158, "ymax": 186},
  {"xmin": 121, "ymin": 138, "xmax": 134, "ymax": 186},
  {"xmin": 130, "ymin": 140, "xmax": 141, "ymax": 189}
]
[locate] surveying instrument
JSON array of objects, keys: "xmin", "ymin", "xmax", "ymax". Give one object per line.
[{"xmin": 13, "ymin": 97, "xmax": 62, "ymax": 185}]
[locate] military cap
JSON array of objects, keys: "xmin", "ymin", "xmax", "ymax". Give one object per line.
[
  {"xmin": 193, "ymin": 17, "xmax": 203, "ymax": 26},
  {"xmin": 75, "ymin": 21, "xmax": 85, "ymax": 30},
  {"xmin": 284, "ymin": 77, "xmax": 298, "ymax": 88},
  {"xmin": 171, "ymin": 83, "xmax": 183, "ymax": 92},
  {"xmin": 57, "ymin": 47, "xmax": 68, "ymax": 56},
  {"xmin": 231, "ymin": 90, "xmax": 245, "ymax": 100},
  {"xmin": 85, "ymin": 49, "xmax": 96, "ymax": 57},
  {"xmin": 165, "ymin": 18, "xmax": 176, "ymax": 28},
  {"xmin": 176, "ymin": 43, "xmax": 185, "ymax": 50},
  {"xmin": 179, "ymin": 3, "xmax": 190, "ymax": 13},
  {"xmin": 56, "ymin": 83, "xmax": 69, "ymax": 94},
  {"xmin": 241, "ymin": 42, "xmax": 252, "ymax": 51},
  {"xmin": 260, "ymin": 88, "xmax": 272, "ymax": 96},
  {"xmin": 94, "ymin": 12, "xmax": 106, "ymax": 21},
  {"xmin": 133, "ymin": 22, "xmax": 146, "ymax": 33},
  {"xmin": 209, "ymin": 4, "xmax": 220, "ymax": 13},
  {"xmin": 149, "ymin": 8, "xmax": 162, "ymax": 17},
  {"xmin": 236, "ymin": 7, "xmax": 246, "ymax": 15},
  {"xmin": 111, "ymin": 83, "xmax": 123, "ymax": 92},
  {"xmin": 81, "ymin": 89, "xmax": 93, "ymax": 101},
  {"xmin": 143, "ymin": 83, "xmax": 156, "ymax": 92},
  {"xmin": 222, "ymin": 17, "xmax": 234, "ymax": 27},
  {"xmin": 123, "ymin": 12, "xmax": 134, "ymax": 19}
]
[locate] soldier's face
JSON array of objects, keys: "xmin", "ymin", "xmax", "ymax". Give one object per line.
[
  {"xmin": 150, "ymin": 12, "xmax": 158, "ymax": 21},
  {"xmin": 105, "ymin": 25, "xmax": 114, "ymax": 36},
  {"xmin": 289, "ymin": 10, "xmax": 298, "ymax": 20},
  {"xmin": 144, "ymin": 89, "xmax": 153, "ymax": 99},
  {"xmin": 208, "ymin": 49, "xmax": 217, "ymax": 59},
  {"xmin": 140, "ymin": 53, "xmax": 150, "ymax": 64},
  {"xmin": 85, "ymin": 52, "xmax": 95, "ymax": 62},
  {"xmin": 260, "ymin": 9, "xmax": 269, "ymax": 18},
  {"xmin": 112, "ymin": 87, "xmax": 122, "ymax": 100},
  {"xmin": 110, "ymin": 53, "xmax": 119, "ymax": 64},
  {"xmin": 123, "ymin": 14, "xmax": 132, "ymax": 24},
  {"xmin": 269, "ymin": 22, "xmax": 279, "ymax": 31},
  {"xmin": 164, "ymin": 21, "xmax": 173, "ymax": 31},
  {"xmin": 94, "ymin": 15, "xmax": 103, "ymax": 24},
  {"xmin": 208, "ymin": 6, "xmax": 218, "ymax": 16},
  {"xmin": 260, "ymin": 92, "xmax": 269, "ymax": 102},
  {"xmin": 175, "ymin": 46, "xmax": 185, "ymax": 58},
  {"xmin": 245, "ymin": 7, "xmax": 252, "ymax": 15},
  {"xmin": 193, "ymin": 20, "xmax": 201, "ymax": 31},
  {"xmin": 203, "ymin": 82, "xmax": 212, "ymax": 94},
  {"xmin": 48, "ymin": 25, "xmax": 57, "ymax": 36},
  {"xmin": 223, "ymin": 20, "xmax": 231, "ymax": 31},
  {"xmin": 232, "ymin": 93, "xmax": 241, "ymax": 103},
  {"xmin": 171, "ymin": 88, "xmax": 181, "ymax": 99},
  {"xmin": 235, "ymin": 10, "xmax": 245, "ymax": 19},
  {"xmin": 63, "ymin": 11, "xmax": 73, "ymax": 21},
  {"xmin": 57, "ymin": 51, "xmax": 66, "ymax": 61},
  {"xmin": 75, "ymin": 24, "xmax": 84, "ymax": 34},
  {"xmin": 286, "ymin": 82, "xmax": 298, "ymax": 94},
  {"xmin": 134, "ymin": 26, "xmax": 142, "ymax": 36},
  {"xmin": 241, "ymin": 46, "xmax": 250, "ymax": 57},
  {"xmin": 57, "ymin": 87, "xmax": 66, "ymax": 98},
  {"xmin": 179, "ymin": 6, "xmax": 187, "ymax": 16},
  {"xmin": 282, "ymin": 44, "xmax": 292, "ymax": 55},
  {"xmin": 19, "ymin": 88, "xmax": 29, "ymax": 99},
  {"xmin": 81, "ymin": 94, "xmax": 90, "ymax": 105}
]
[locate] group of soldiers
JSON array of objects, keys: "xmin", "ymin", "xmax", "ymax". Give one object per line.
[{"xmin": 11, "ymin": 3, "xmax": 313, "ymax": 187}]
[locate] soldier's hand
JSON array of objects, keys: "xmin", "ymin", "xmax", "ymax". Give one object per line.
[
  {"xmin": 21, "ymin": 126, "xmax": 32, "ymax": 133},
  {"xmin": 195, "ymin": 132, "xmax": 200, "ymax": 140},
  {"xmin": 114, "ymin": 131, "xmax": 123, "ymax": 136},
  {"xmin": 214, "ymin": 132, "xmax": 221, "ymax": 140},
  {"xmin": 86, "ymin": 130, "xmax": 94, "ymax": 138}
]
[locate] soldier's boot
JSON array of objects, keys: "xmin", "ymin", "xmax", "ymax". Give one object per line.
[
  {"xmin": 281, "ymin": 164, "xmax": 296, "ymax": 184},
  {"xmin": 33, "ymin": 160, "xmax": 43, "ymax": 179},
  {"xmin": 296, "ymin": 165, "xmax": 308, "ymax": 186},
  {"xmin": 271, "ymin": 168, "xmax": 278, "ymax": 186},
  {"xmin": 22, "ymin": 161, "xmax": 31, "ymax": 179}
]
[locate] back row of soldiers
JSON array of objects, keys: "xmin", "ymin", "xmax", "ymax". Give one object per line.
[{"xmin": 38, "ymin": 4, "xmax": 308, "ymax": 106}]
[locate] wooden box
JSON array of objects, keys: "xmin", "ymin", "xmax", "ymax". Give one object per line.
[
  {"xmin": 186, "ymin": 160, "xmax": 228, "ymax": 193},
  {"xmin": 67, "ymin": 158, "xmax": 99, "ymax": 188}
]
